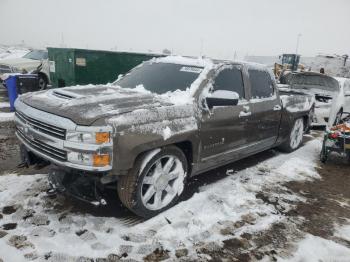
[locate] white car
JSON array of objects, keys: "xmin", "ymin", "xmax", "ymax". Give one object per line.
[
  {"xmin": 0, "ymin": 50, "xmax": 50, "ymax": 90},
  {"xmin": 328, "ymin": 77, "xmax": 350, "ymax": 126},
  {"xmin": 279, "ymin": 72, "xmax": 350, "ymax": 126}
]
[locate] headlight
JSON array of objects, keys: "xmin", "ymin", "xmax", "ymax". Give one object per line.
[
  {"xmin": 11, "ymin": 66, "xmax": 21, "ymax": 73},
  {"xmin": 66, "ymin": 131, "xmax": 110, "ymax": 144},
  {"xmin": 67, "ymin": 152, "xmax": 111, "ymax": 167},
  {"xmin": 11, "ymin": 67, "xmax": 27, "ymax": 73}
]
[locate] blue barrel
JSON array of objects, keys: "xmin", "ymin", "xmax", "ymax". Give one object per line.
[
  {"xmin": 4, "ymin": 75, "xmax": 18, "ymax": 112},
  {"xmin": 4, "ymin": 74, "xmax": 39, "ymax": 112}
]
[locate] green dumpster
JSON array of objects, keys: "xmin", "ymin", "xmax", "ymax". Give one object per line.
[{"xmin": 48, "ymin": 47, "xmax": 163, "ymax": 87}]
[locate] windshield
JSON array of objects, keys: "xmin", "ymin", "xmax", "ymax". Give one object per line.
[
  {"xmin": 285, "ymin": 74, "xmax": 339, "ymax": 92},
  {"xmin": 23, "ymin": 50, "xmax": 48, "ymax": 60},
  {"xmin": 114, "ymin": 62, "xmax": 203, "ymax": 94}
]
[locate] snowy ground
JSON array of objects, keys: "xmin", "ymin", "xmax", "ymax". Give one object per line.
[
  {"xmin": 0, "ymin": 102, "xmax": 14, "ymax": 122},
  {"xmin": 1, "ymin": 130, "xmax": 350, "ymax": 261}
]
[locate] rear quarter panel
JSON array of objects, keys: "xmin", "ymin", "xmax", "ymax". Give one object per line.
[{"xmin": 277, "ymin": 92, "xmax": 315, "ymax": 144}]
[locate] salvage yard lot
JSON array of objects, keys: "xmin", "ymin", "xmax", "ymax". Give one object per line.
[{"xmin": 1, "ymin": 108, "xmax": 350, "ymax": 261}]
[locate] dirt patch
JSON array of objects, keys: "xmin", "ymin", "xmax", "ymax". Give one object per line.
[
  {"xmin": 2, "ymin": 223, "xmax": 17, "ymax": 230},
  {"xmin": 196, "ymin": 135, "xmax": 350, "ymax": 260},
  {"xmin": 0, "ymin": 121, "xmax": 50, "ymax": 175},
  {"xmin": 286, "ymin": 155, "xmax": 350, "ymax": 240}
]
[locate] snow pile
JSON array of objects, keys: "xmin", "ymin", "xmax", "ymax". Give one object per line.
[
  {"xmin": 335, "ymin": 223, "xmax": 350, "ymax": 242},
  {"xmin": 0, "ymin": 102, "xmax": 14, "ymax": 122},
  {"xmin": 0, "ymin": 46, "xmax": 29, "ymax": 60},
  {"xmin": 0, "ymin": 138, "xmax": 322, "ymax": 261},
  {"xmin": 0, "ymin": 102, "xmax": 10, "ymax": 108},
  {"xmin": 0, "ymin": 112, "xmax": 14, "ymax": 122},
  {"xmin": 280, "ymin": 234, "xmax": 350, "ymax": 262}
]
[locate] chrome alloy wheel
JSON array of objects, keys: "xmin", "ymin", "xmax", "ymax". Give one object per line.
[
  {"xmin": 290, "ymin": 118, "xmax": 304, "ymax": 149},
  {"xmin": 140, "ymin": 155, "xmax": 185, "ymax": 211}
]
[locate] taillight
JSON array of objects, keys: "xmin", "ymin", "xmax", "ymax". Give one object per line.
[{"xmin": 328, "ymin": 132, "xmax": 339, "ymax": 139}]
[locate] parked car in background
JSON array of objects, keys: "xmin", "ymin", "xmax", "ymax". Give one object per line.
[
  {"xmin": 0, "ymin": 46, "xmax": 30, "ymax": 60},
  {"xmin": 0, "ymin": 49, "xmax": 49, "ymax": 90},
  {"xmin": 328, "ymin": 77, "xmax": 350, "ymax": 125},
  {"xmin": 278, "ymin": 72, "xmax": 350, "ymax": 126},
  {"xmin": 14, "ymin": 56, "xmax": 313, "ymax": 218}
]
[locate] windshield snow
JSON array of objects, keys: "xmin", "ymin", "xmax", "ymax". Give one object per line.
[
  {"xmin": 114, "ymin": 62, "xmax": 204, "ymax": 94},
  {"xmin": 23, "ymin": 50, "xmax": 48, "ymax": 60}
]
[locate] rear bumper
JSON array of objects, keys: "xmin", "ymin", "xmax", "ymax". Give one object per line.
[{"xmin": 312, "ymin": 107, "xmax": 331, "ymax": 126}]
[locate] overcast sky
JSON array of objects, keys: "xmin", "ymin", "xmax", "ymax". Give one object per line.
[{"xmin": 0, "ymin": 0, "xmax": 349, "ymax": 59}]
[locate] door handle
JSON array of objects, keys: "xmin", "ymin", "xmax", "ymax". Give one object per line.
[
  {"xmin": 243, "ymin": 105, "xmax": 250, "ymax": 113},
  {"xmin": 273, "ymin": 105, "xmax": 282, "ymax": 111},
  {"xmin": 239, "ymin": 105, "xmax": 251, "ymax": 118}
]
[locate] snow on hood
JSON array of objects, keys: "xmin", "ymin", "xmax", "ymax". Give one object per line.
[
  {"xmin": 0, "ymin": 57, "xmax": 41, "ymax": 70},
  {"xmin": 20, "ymin": 85, "xmax": 169, "ymax": 126},
  {"xmin": 20, "ymin": 56, "xmax": 214, "ymax": 126}
]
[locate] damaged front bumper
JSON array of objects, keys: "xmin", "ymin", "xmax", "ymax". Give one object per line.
[
  {"xmin": 48, "ymin": 167, "xmax": 109, "ymax": 206},
  {"xmin": 14, "ymin": 99, "xmax": 113, "ymax": 172}
]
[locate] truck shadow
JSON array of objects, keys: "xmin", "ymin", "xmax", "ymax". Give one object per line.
[
  {"xmin": 68, "ymin": 148, "xmax": 279, "ymax": 221},
  {"xmin": 62, "ymin": 136, "xmax": 314, "ymax": 222},
  {"xmin": 181, "ymin": 149, "xmax": 277, "ymax": 202}
]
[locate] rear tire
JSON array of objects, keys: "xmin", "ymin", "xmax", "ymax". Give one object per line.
[
  {"xmin": 117, "ymin": 146, "xmax": 188, "ymax": 218},
  {"xmin": 279, "ymin": 118, "xmax": 304, "ymax": 152}
]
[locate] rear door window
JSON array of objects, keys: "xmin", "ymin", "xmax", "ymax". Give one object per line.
[
  {"xmin": 248, "ymin": 69, "xmax": 274, "ymax": 99},
  {"xmin": 213, "ymin": 67, "xmax": 245, "ymax": 98}
]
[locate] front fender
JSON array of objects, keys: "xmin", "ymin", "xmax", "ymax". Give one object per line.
[{"xmin": 111, "ymin": 116, "xmax": 200, "ymax": 173}]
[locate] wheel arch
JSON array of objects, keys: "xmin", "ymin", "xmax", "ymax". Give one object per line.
[
  {"xmin": 38, "ymin": 72, "xmax": 49, "ymax": 84},
  {"xmin": 128, "ymin": 140, "xmax": 194, "ymax": 177}
]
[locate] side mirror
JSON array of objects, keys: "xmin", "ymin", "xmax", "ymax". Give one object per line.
[
  {"xmin": 345, "ymin": 91, "xmax": 350, "ymax": 97},
  {"xmin": 206, "ymin": 90, "xmax": 239, "ymax": 109}
]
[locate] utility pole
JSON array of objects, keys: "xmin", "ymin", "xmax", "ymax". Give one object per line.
[
  {"xmin": 200, "ymin": 38, "xmax": 204, "ymax": 57},
  {"xmin": 295, "ymin": 33, "xmax": 302, "ymax": 55}
]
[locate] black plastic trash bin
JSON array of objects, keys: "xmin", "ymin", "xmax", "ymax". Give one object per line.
[{"xmin": 4, "ymin": 74, "xmax": 38, "ymax": 111}]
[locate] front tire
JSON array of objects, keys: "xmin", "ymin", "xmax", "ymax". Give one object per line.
[
  {"xmin": 117, "ymin": 146, "xmax": 188, "ymax": 218},
  {"xmin": 279, "ymin": 118, "xmax": 304, "ymax": 152},
  {"xmin": 38, "ymin": 75, "xmax": 48, "ymax": 90}
]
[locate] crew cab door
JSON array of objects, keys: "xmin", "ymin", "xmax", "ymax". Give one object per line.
[
  {"xmin": 247, "ymin": 68, "xmax": 281, "ymax": 148},
  {"xmin": 198, "ymin": 65, "xmax": 249, "ymax": 168}
]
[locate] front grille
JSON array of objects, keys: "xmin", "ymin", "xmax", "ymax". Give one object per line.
[
  {"xmin": 16, "ymin": 111, "xmax": 66, "ymax": 140},
  {"xmin": 0, "ymin": 64, "xmax": 12, "ymax": 74},
  {"xmin": 17, "ymin": 128, "xmax": 67, "ymax": 161}
]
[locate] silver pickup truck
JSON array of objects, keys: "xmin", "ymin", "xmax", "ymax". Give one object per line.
[{"xmin": 14, "ymin": 56, "xmax": 314, "ymax": 218}]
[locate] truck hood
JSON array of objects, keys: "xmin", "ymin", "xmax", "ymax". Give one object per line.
[
  {"xmin": 0, "ymin": 58, "xmax": 41, "ymax": 70},
  {"xmin": 19, "ymin": 85, "xmax": 172, "ymax": 126}
]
